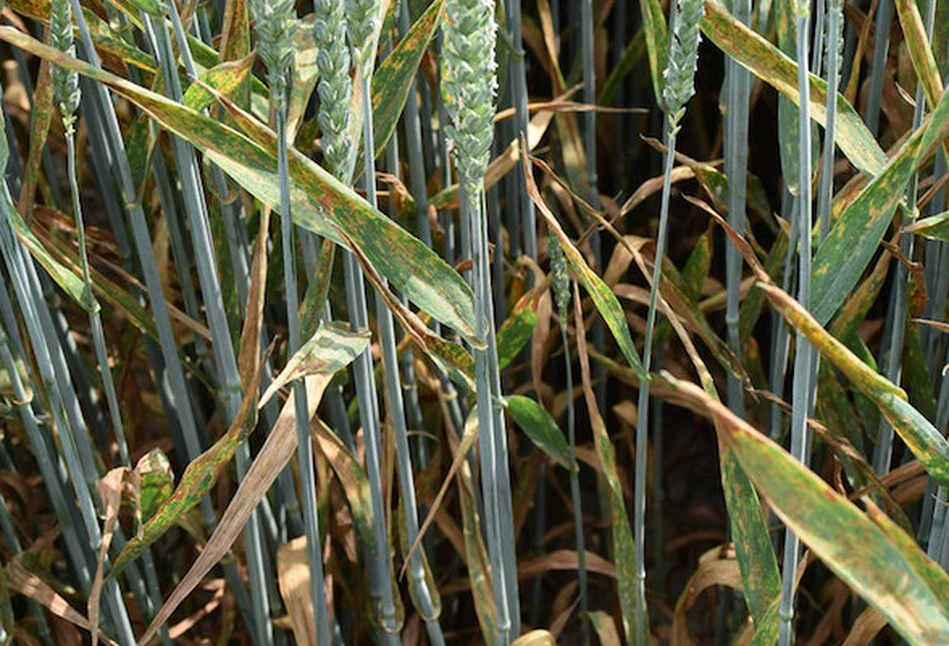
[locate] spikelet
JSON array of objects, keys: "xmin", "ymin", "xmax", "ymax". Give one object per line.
[
  {"xmin": 440, "ymin": 0, "xmax": 498, "ymax": 201},
  {"xmin": 50, "ymin": 0, "xmax": 80, "ymax": 130},
  {"xmin": 314, "ymin": 0, "xmax": 355, "ymax": 180},
  {"xmin": 251, "ymin": 0, "xmax": 298, "ymax": 99},
  {"xmin": 662, "ymin": 0, "xmax": 703, "ymax": 130},
  {"xmin": 548, "ymin": 231, "xmax": 569, "ymax": 323},
  {"xmin": 345, "ymin": 0, "xmax": 383, "ymax": 77}
]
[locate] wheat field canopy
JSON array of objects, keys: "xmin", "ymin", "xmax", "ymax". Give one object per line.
[{"xmin": 0, "ymin": 0, "xmax": 947, "ymax": 644}]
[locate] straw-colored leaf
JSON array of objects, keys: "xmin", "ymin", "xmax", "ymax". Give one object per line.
[
  {"xmin": 587, "ymin": 611, "xmax": 622, "ymax": 646},
  {"xmin": 511, "ymin": 629, "xmax": 557, "ymax": 646},
  {"xmin": 5, "ymin": 559, "xmax": 118, "ymax": 646},
  {"xmin": 276, "ymin": 537, "xmax": 319, "ymax": 646}
]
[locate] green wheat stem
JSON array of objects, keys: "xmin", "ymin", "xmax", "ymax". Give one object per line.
[
  {"xmin": 549, "ymin": 232, "xmax": 587, "ymax": 637},
  {"xmin": 442, "ymin": 0, "xmax": 520, "ymax": 640},
  {"xmin": 636, "ymin": 0, "xmax": 703, "ymax": 640},
  {"xmin": 778, "ymin": 3, "xmax": 815, "ymax": 644}
]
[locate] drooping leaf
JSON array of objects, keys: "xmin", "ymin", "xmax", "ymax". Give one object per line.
[
  {"xmin": 666, "ymin": 376, "xmax": 949, "ymax": 643},
  {"xmin": 762, "ymin": 283, "xmax": 949, "ymax": 488},
  {"xmin": 523, "ymin": 147, "xmax": 647, "ymax": 380},
  {"xmin": 107, "ymin": 339, "xmax": 271, "ymax": 581},
  {"xmin": 701, "ymin": 0, "xmax": 887, "ymax": 177},
  {"xmin": 0, "ymin": 27, "xmax": 479, "ymax": 343},
  {"xmin": 503, "ymin": 395, "xmax": 575, "ymax": 472},
  {"xmin": 905, "ymin": 211, "xmax": 949, "ymax": 241},
  {"xmin": 137, "ymin": 325, "xmax": 368, "ymax": 645}
]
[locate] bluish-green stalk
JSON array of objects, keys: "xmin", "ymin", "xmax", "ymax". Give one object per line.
[
  {"xmin": 442, "ymin": 0, "xmax": 520, "ymax": 640},
  {"xmin": 549, "ymin": 232, "xmax": 587, "ymax": 636},
  {"xmin": 863, "ymin": 0, "xmax": 893, "ymax": 137},
  {"xmin": 817, "ymin": 0, "xmax": 844, "ymax": 243},
  {"xmin": 51, "ymin": 0, "xmax": 128, "ymax": 470},
  {"xmin": 0, "ymin": 186, "xmax": 136, "ymax": 645},
  {"xmin": 872, "ymin": 0, "xmax": 934, "ymax": 477},
  {"xmin": 0, "ymin": 313, "xmax": 92, "ymax": 620},
  {"xmin": 254, "ymin": 0, "xmax": 334, "ymax": 641},
  {"xmin": 50, "ymin": 1, "xmax": 168, "ymax": 637},
  {"xmin": 313, "ymin": 0, "xmax": 402, "ymax": 640},
  {"xmin": 0, "ymin": 490, "xmax": 53, "ymax": 644},
  {"xmin": 384, "ymin": 110, "xmax": 446, "ymax": 646},
  {"xmin": 144, "ymin": 8, "xmax": 274, "ymax": 642},
  {"xmin": 396, "ymin": 0, "xmax": 437, "ymax": 477},
  {"xmin": 503, "ymin": 0, "xmax": 536, "ymax": 269},
  {"xmin": 778, "ymin": 3, "xmax": 816, "ymax": 644},
  {"xmin": 723, "ymin": 0, "xmax": 751, "ymax": 417},
  {"xmin": 635, "ymin": 0, "xmax": 702, "ymax": 642},
  {"xmin": 63, "ymin": 12, "xmax": 257, "ymax": 628}
]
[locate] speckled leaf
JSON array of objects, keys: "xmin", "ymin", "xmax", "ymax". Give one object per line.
[
  {"xmin": 496, "ymin": 289, "xmax": 538, "ymax": 372},
  {"xmin": 905, "ymin": 211, "xmax": 949, "ymax": 241},
  {"xmin": 637, "ymin": 0, "xmax": 668, "ymax": 107},
  {"xmin": 364, "ymin": 0, "xmax": 443, "ymax": 168},
  {"xmin": 504, "ymin": 395, "xmax": 574, "ymax": 472},
  {"xmin": 865, "ymin": 500, "xmax": 949, "ymax": 614},
  {"xmin": 681, "ymin": 226, "xmax": 712, "ymax": 301},
  {"xmin": 671, "ymin": 376, "xmax": 949, "ymax": 644},
  {"xmin": 0, "ymin": 29, "xmax": 478, "ymax": 342},
  {"xmin": 524, "ymin": 151, "xmax": 646, "ymax": 380},
  {"xmin": 125, "ymin": 114, "xmax": 156, "ymax": 198},
  {"xmin": 135, "ymin": 449, "xmax": 173, "ymax": 525},
  {"xmin": 718, "ymin": 444, "xmax": 781, "ymax": 623},
  {"xmin": 300, "ymin": 239, "xmax": 335, "ymax": 340},
  {"xmin": 287, "ymin": 14, "xmax": 319, "ymax": 137},
  {"xmin": 762, "ymin": 283, "xmax": 949, "ymax": 488},
  {"xmin": 811, "ymin": 84, "xmax": 949, "ymax": 325},
  {"xmin": 138, "ymin": 327, "xmax": 368, "ymax": 645},
  {"xmin": 127, "ymin": 0, "xmax": 161, "ymax": 16},
  {"xmin": 6, "ymin": 201, "xmax": 95, "ymax": 312},
  {"xmin": 183, "ymin": 52, "xmax": 256, "ymax": 112},
  {"xmin": 702, "ymin": 0, "xmax": 886, "ymax": 177},
  {"xmin": 108, "ymin": 341, "xmax": 269, "ymax": 581},
  {"xmin": 18, "ymin": 54, "xmax": 53, "ymax": 218}
]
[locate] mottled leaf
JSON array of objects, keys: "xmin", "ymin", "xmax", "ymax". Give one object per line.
[
  {"xmin": 503, "ymin": 395, "xmax": 574, "ymax": 472},
  {"xmin": 762, "ymin": 283, "xmax": 949, "ymax": 487},
  {"xmin": 0, "ymin": 28, "xmax": 477, "ymax": 341},
  {"xmin": 667, "ymin": 376, "xmax": 949, "ymax": 644}
]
